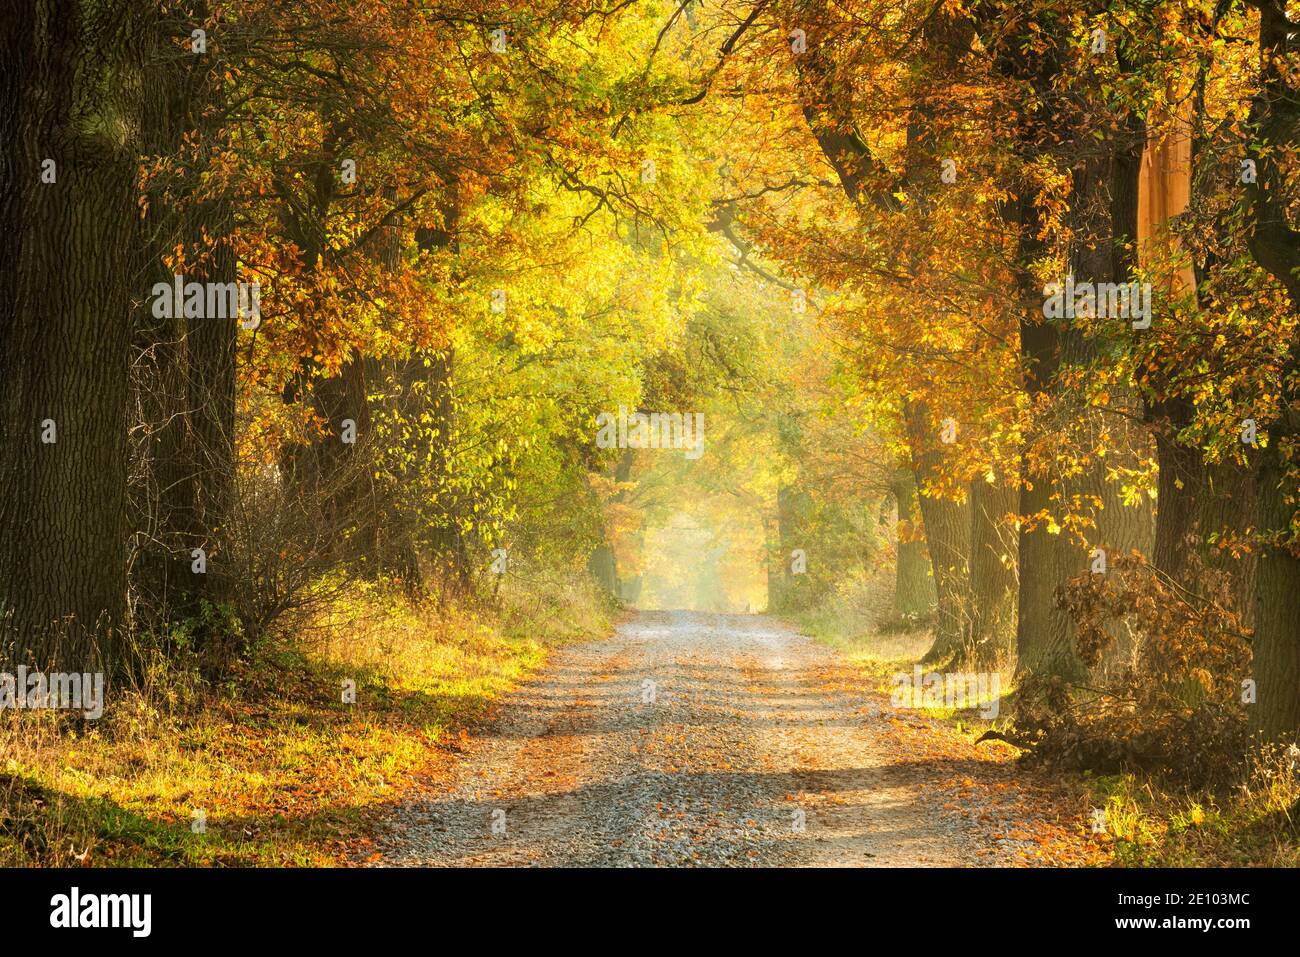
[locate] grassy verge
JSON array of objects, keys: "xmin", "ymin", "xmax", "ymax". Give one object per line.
[
  {"xmin": 0, "ymin": 571, "xmax": 616, "ymax": 867},
  {"xmin": 1081, "ymin": 754, "xmax": 1300, "ymax": 867},
  {"xmin": 793, "ymin": 588, "xmax": 1299, "ymax": 867},
  {"xmin": 792, "ymin": 587, "xmax": 1014, "ymax": 737}
]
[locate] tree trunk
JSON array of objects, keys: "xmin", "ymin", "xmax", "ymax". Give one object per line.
[
  {"xmin": 408, "ymin": 217, "xmax": 470, "ymax": 590},
  {"xmin": 890, "ymin": 468, "xmax": 935, "ymax": 619},
  {"xmin": 902, "ymin": 402, "xmax": 971, "ymax": 663},
  {"xmin": 1139, "ymin": 87, "xmax": 1257, "ymax": 625},
  {"xmin": 309, "ymin": 353, "xmax": 370, "ymax": 534},
  {"xmin": 774, "ymin": 483, "xmax": 813, "ymax": 612},
  {"xmin": 1014, "ymin": 475, "xmax": 1083, "ymax": 679},
  {"xmin": 1152, "ymin": 418, "xmax": 1256, "ymax": 623},
  {"xmin": 0, "ymin": 0, "xmax": 145, "ymax": 670},
  {"xmin": 1252, "ymin": 455, "xmax": 1300, "ymax": 739},
  {"xmin": 589, "ymin": 544, "xmax": 618, "ymax": 595},
  {"xmin": 1242, "ymin": 0, "xmax": 1300, "ymax": 741},
  {"xmin": 132, "ymin": 196, "xmax": 237, "ymax": 626},
  {"xmin": 764, "ymin": 514, "xmax": 781, "ymax": 613},
  {"xmin": 967, "ymin": 477, "xmax": 1018, "ymax": 666},
  {"xmin": 1011, "ymin": 109, "xmax": 1156, "ymax": 682},
  {"xmin": 916, "ymin": 490, "xmax": 969, "ymax": 662}
]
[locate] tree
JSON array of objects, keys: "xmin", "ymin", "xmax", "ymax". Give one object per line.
[
  {"xmin": 1241, "ymin": 0, "xmax": 1300, "ymax": 739},
  {"xmin": 0, "ymin": 0, "xmax": 149, "ymax": 670}
]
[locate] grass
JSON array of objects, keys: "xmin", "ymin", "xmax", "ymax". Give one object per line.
[
  {"xmin": 1082, "ymin": 746, "xmax": 1300, "ymax": 867},
  {"xmin": 0, "ymin": 570, "xmax": 616, "ymax": 867},
  {"xmin": 792, "ymin": 578, "xmax": 1300, "ymax": 868},
  {"xmin": 792, "ymin": 579, "xmax": 1016, "ymax": 732}
]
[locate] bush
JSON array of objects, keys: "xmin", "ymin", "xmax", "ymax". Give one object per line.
[{"xmin": 1011, "ymin": 551, "xmax": 1252, "ymax": 789}]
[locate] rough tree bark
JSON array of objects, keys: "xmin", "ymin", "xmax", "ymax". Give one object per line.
[
  {"xmin": 1014, "ymin": 171, "xmax": 1157, "ymax": 679},
  {"xmin": 0, "ymin": 0, "xmax": 147, "ymax": 670},
  {"xmin": 1242, "ymin": 0, "xmax": 1300, "ymax": 740},
  {"xmin": 1151, "ymin": 409, "xmax": 1257, "ymax": 620}
]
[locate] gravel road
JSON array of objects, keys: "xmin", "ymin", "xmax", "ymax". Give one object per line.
[{"xmin": 371, "ymin": 610, "xmax": 999, "ymax": 867}]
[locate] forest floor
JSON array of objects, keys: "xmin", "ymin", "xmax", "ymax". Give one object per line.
[{"xmin": 364, "ymin": 610, "xmax": 1107, "ymax": 866}]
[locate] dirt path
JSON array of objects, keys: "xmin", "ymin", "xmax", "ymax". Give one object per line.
[{"xmin": 370, "ymin": 611, "xmax": 1090, "ymax": 867}]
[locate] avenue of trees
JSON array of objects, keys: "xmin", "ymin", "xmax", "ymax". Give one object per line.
[{"xmin": 2, "ymin": 0, "xmax": 1298, "ymax": 779}]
